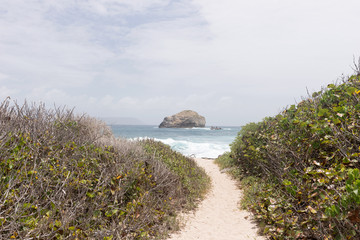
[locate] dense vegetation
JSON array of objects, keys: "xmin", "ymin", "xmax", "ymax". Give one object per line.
[
  {"xmin": 141, "ymin": 139, "xmax": 210, "ymax": 210},
  {"xmin": 0, "ymin": 99, "xmax": 209, "ymax": 239},
  {"xmin": 217, "ymin": 69, "xmax": 360, "ymax": 239}
]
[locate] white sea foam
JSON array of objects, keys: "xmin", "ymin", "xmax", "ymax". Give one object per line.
[
  {"xmin": 192, "ymin": 127, "xmax": 211, "ymax": 130},
  {"xmin": 154, "ymin": 138, "xmax": 229, "ymax": 158},
  {"xmin": 112, "ymin": 125, "xmax": 239, "ymax": 159},
  {"xmin": 130, "ymin": 136, "xmax": 230, "ymax": 158},
  {"xmin": 129, "ymin": 137, "xmax": 229, "ymax": 158}
]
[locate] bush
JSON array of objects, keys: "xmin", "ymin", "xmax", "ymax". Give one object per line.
[
  {"xmin": 0, "ymin": 99, "xmax": 209, "ymax": 239},
  {"xmin": 221, "ymin": 71, "xmax": 360, "ymax": 239},
  {"xmin": 141, "ymin": 139, "xmax": 210, "ymax": 209}
]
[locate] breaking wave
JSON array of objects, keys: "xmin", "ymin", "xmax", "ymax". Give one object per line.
[{"xmin": 134, "ymin": 137, "xmax": 230, "ymax": 158}]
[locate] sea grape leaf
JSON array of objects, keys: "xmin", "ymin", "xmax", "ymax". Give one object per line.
[{"xmin": 318, "ymin": 108, "xmax": 330, "ymax": 117}]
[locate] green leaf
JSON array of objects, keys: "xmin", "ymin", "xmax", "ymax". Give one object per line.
[
  {"xmin": 275, "ymin": 219, "xmax": 284, "ymax": 224},
  {"xmin": 328, "ymin": 84, "xmax": 336, "ymax": 89},
  {"xmin": 346, "ymin": 86, "xmax": 358, "ymax": 95},
  {"xmin": 68, "ymin": 226, "xmax": 76, "ymax": 231},
  {"xmin": 348, "ymin": 168, "xmax": 360, "ymax": 182},
  {"xmin": 23, "ymin": 203, "xmax": 31, "ymax": 209},
  {"xmin": 86, "ymin": 192, "xmax": 95, "ymax": 198},
  {"xmin": 333, "ymin": 106, "xmax": 344, "ymax": 112},
  {"xmin": 105, "ymin": 210, "xmax": 113, "ymax": 217},
  {"xmin": 0, "ymin": 217, "xmax": 5, "ymax": 226},
  {"xmin": 54, "ymin": 220, "xmax": 62, "ymax": 228},
  {"xmin": 318, "ymin": 108, "xmax": 330, "ymax": 117},
  {"xmin": 283, "ymin": 179, "xmax": 292, "ymax": 186},
  {"xmin": 332, "ymin": 118, "xmax": 341, "ymax": 124},
  {"xmin": 325, "ymin": 205, "xmax": 340, "ymax": 217}
]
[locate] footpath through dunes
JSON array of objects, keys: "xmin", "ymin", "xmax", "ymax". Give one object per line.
[{"xmin": 168, "ymin": 158, "xmax": 265, "ymax": 240}]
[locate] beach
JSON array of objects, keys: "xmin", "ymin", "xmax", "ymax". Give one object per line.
[{"xmin": 168, "ymin": 158, "xmax": 265, "ymax": 240}]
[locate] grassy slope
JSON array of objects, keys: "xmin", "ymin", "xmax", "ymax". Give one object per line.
[
  {"xmin": 0, "ymin": 100, "xmax": 210, "ymax": 239},
  {"xmin": 216, "ymin": 73, "xmax": 360, "ymax": 239}
]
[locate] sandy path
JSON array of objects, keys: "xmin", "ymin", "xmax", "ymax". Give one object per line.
[{"xmin": 168, "ymin": 158, "xmax": 266, "ymax": 240}]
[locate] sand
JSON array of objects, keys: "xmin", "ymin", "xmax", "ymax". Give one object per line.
[{"xmin": 168, "ymin": 158, "xmax": 266, "ymax": 240}]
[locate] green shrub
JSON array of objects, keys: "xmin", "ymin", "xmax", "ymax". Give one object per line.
[
  {"xmin": 215, "ymin": 152, "xmax": 242, "ymax": 179},
  {"xmin": 222, "ymin": 72, "xmax": 360, "ymax": 239},
  {"xmin": 141, "ymin": 139, "xmax": 210, "ymax": 209},
  {"xmin": 0, "ymin": 99, "xmax": 209, "ymax": 239}
]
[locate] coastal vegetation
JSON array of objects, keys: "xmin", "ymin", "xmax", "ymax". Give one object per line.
[
  {"xmin": 0, "ymin": 99, "xmax": 209, "ymax": 239},
  {"xmin": 216, "ymin": 67, "xmax": 360, "ymax": 239}
]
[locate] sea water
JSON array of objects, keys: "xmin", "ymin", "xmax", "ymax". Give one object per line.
[{"xmin": 110, "ymin": 125, "xmax": 241, "ymax": 159}]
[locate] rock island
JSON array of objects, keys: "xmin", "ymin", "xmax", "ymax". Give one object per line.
[{"xmin": 159, "ymin": 110, "xmax": 206, "ymax": 128}]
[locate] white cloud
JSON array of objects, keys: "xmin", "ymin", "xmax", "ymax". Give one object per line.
[
  {"xmin": 43, "ymin": 0, "xmax": 173, "ymax": 17},
  {"xmin": 1, "ymin": 0, "xmax": 360, "ymax": 125},
  {"xmin": 0, "ymin": 3, "xmax": 115, "ymax": 89}
]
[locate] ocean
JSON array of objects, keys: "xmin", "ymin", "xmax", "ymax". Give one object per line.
[{"xmin": 110, "ymin": 125, "xmax": 241, "ymax": 159}]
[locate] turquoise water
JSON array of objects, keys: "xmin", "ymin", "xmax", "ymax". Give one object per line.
[{"xmin": 110, "ymin": 125, "xmax": 241, "ymax": 158}]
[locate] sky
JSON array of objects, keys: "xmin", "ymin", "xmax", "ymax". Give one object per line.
[{"xmin": 1, "ymin": 0, "xmax": 360, "ymax": 126}]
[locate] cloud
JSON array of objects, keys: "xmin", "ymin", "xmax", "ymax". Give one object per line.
[
  {"xmin": 1, "ymin": 0, "xmax": 360, "ymax": 125},
  {"xmin": 0, "ymin": 4, "xmax": 116, "ymax": 92}
]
